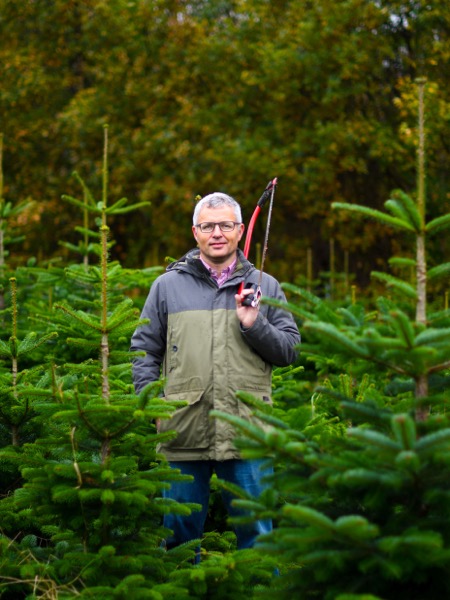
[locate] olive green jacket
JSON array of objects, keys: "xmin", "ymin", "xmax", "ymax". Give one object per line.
[{"xmin": 130, "ymin": 249, "xmax": 300, "ymax": 461}]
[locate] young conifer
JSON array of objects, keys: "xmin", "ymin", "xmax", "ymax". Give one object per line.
[{"xmin": 0, "ymin": 127, "xmax": 201, "ymax": 597}]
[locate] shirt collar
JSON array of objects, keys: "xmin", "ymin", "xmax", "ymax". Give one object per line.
[{"xmin": 200, "ymin": 256, "xmax": 237, "ymax": 287}]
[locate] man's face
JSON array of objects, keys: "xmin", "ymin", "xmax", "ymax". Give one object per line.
[{"xmin": 192, "ymin": 205, "xmax": 245, "ymax": 267}]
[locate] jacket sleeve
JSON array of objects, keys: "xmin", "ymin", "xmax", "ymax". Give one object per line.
[
  {"xmin": 241, "ymin": 275, "xmax": 300, "ymax": 367},
  {"xmin": 130, "ymin": 276, "xmax": 167, "ymax": 394}
]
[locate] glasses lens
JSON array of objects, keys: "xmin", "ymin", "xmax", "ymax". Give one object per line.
[{"xmin": 219, "ymin": 221, "xmax": 235, "ymax": 231}]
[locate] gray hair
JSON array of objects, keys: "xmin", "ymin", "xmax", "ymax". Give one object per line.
[{"xmin": 193, "ymin": 192, "xmax": 242, "ymax": 226}]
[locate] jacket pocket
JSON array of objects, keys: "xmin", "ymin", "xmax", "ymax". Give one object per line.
[
  {"xmin": 159, "ymin": 390, "xmax": 210, "ymax": 450},
  {"xmin": 237, "ymin": 390, "xmax": 272, "ymax": 431}
]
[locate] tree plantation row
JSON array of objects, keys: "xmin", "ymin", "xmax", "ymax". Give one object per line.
[{"xmin": 0, "ymin": 91, "xmax": 450, "ymax": 597}]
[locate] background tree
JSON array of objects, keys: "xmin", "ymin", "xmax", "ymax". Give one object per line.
[{"xmin": 1, "ymin": 0, "xmax": 449, "ymax": 286}]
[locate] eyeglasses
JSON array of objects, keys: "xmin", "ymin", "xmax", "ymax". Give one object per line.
[{"xmin": 196, "ymin": 221, "xmax": 241, "ymax": 233}]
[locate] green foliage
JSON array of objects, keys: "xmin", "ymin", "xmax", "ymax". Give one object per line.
[
  {"xmin": 210, "ymin": 397, "xmax": 450, "ymax": 599},
  {"xmin": 332, "ymin": 202, "xmax": 417, "ymax": 233},
  {"xmin": 0, "ymin": 134, "xmax": 206, "ymax": 599},
  {"xmin": 370, "ymin": 272, "xmax": 418, "ymax": 300},
  {"xmin": 1, "ymin": 1, "xmax": 450, "ymax": 284},
  {"xmin": 0, "ymin": 16, "xmax": 449, "ymax": 596},
  {"xmin": 166, "ymin": 549, "xmax": 277, "ymax": 599}
]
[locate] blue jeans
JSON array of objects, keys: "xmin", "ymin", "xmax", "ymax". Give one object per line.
[{"xmin": 163, "ymin": 459, "xmax": 273, "ymax": 555}]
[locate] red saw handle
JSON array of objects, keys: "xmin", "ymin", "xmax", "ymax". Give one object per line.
[{"xmin": 238, "ymin": 177, "xmax": 277, "ymax": 297}]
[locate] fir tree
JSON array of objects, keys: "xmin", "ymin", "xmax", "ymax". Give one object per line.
[
  {"xmin": 0, "ymin": 127, "xmax": 199, "ymax": 597},
  {"xmin": 208, "ymin": 78, "xmax": 450, "ymax": 600}
]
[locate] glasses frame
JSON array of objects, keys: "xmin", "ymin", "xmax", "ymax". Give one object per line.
[{"xmin": 195, "ymin": 221, "xmax": 242, "ymax": 233}]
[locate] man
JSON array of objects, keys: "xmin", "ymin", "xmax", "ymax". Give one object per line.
[{"xmin": 130, "ymin": 192, "xmax": 300, "ymax": 557}]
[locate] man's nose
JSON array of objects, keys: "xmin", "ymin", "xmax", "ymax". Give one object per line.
[{"xmin": 212, "ymin": 224, "xmax": 223, "ymax": 234}]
